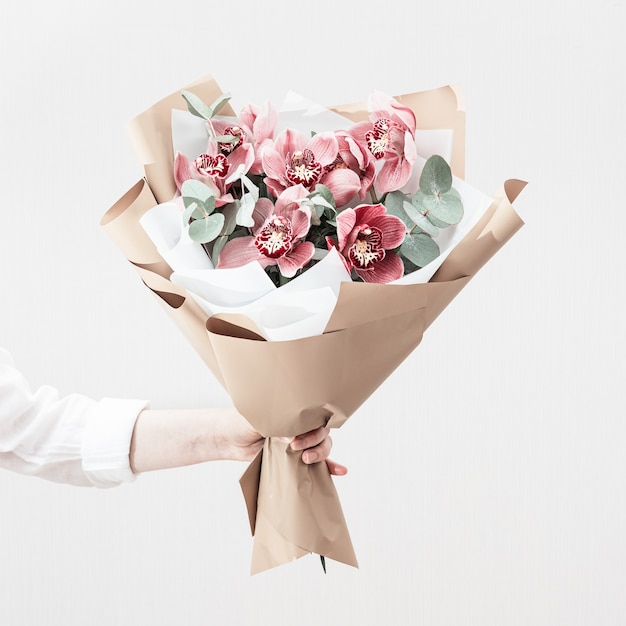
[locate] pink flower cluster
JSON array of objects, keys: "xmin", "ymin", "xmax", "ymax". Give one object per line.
[{"xmin": 174, "ymin": 92, "xmax": 419, "ymax": 283}]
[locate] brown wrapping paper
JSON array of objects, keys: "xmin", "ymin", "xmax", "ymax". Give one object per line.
[{"xmin": 101, "ymin": 76, "xmax": 525, "ymax": 574}]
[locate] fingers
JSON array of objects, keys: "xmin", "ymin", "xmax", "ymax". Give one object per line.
[
  {"xmin": 325, "ymin": 458, "xmax": 348, "ymax": 476},
  {"xmin": 290, "ymin": 425, "xmax": 329, "ymax": 455},
  {"xmin": 289, "ymin": 426, "xmax": 347, "ymax": 475}
]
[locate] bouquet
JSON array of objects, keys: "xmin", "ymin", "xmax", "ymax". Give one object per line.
[{"xmin": 102, "ymin": 75, "xmax": 525, "ymax": 574}]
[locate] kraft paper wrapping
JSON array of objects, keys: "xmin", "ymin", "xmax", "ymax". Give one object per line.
[{"xmin": 101, "ymin": 76, "xmax": 525, "ymax": 574}]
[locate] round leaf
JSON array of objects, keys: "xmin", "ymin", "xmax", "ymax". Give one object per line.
[
  {"xmin": 188, "ymin": 213, "xmax": 225, "ymax": 243},
  {"xmin": 403, "ymin": 200, "xmax": 439, "ymax": 237},
  {"xmin": 182, "ymin": 201, "xmax": 198, "ymax": 224},
  {"xmin": 182, "ymin": 179, "xmax": 215, "ymax": 204},
  {"xmin": 419, "ymin": 154, "xmax": 452, "ymax": 196},
  {"xmin": 421, "ymin": 188, "xmax": 464, "ymax": 225},
  {"xmin": 383, "ymin": 190, "xmax": 413, "ymax": 229},
  {"xmin": 400, "ymin": 232, "xmax": 440, "ymax": 268}
]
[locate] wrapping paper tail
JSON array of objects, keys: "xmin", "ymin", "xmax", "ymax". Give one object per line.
[
  {"xmin": 430, "ymin": 179, "xmax": 526, "ymax": 284},
  {"xmin": 240, "ymin": 438, "xmax": 358, "ymax": 575}
]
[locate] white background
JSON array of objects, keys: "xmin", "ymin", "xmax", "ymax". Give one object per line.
[{"xmin": 1, "ymin": 1, "xmax": 624, "ymax": 624}]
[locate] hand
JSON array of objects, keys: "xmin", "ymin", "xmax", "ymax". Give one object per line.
[
  {"xmin": 223, "ymin": 409, "xmax": 347, "ymax": 476},
  {"xmin": 285, "ymin": 426, "xmax": 348, "ymax": 476}
]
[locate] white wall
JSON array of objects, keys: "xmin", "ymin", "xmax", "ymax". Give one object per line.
[{"xmin": 1, "ymin": 1, "xmax": 624, "ymax": 624}]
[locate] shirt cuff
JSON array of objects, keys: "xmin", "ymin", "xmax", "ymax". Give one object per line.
[{"xmin": 81, "ymin": 397, "xmax": 149, "ymax": 488}]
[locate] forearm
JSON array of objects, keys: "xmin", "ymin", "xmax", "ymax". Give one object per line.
[{"xmin": 129, "ymin": 406, "xmax": 256, "ymax": 473}]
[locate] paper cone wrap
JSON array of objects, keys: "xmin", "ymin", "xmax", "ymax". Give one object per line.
[{"xmin": 101, "ymin": 76, "xmax": 525, "ymax": 573}]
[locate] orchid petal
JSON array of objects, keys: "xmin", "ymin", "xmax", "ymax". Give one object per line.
[
  {"xmin": 356, "ymin": 251, "xmax": 403, "ymax": 283},
  {"xmin": 353, "ymin": 203, "xmax": 386, "ymax": 224},
  {"xmin": 216, "ymin": 236, "xmax": 261, "ymax": 269},
  {"xmin": 250, "ymin": 138, "xmax": 273, "ymax": 175},
  {"xmin": 263, "ymin": 176, "xmax": 286, "ymax": 199},
  {"xmin": 290, "ymin": 207, "xmax": 312, "ymax": 240},
  {"xmin": 261, "ymin": 147, "xmax": 287, "ymax": 183},
  {"xmin": 228, "ymin": 143, "xmax": 255, "ymax": 176},
  {"xmin": 214, "ymin": 192, "xmax": 234, "ymax": 207},
  {"xmin": 339, "ymin": 133, "xmax": 367, "ymax": 171},
  {"xmin": 252, "ymin": 102, "xmax": 278, "ymax": 141},
  {"xmin": 347, "ymin": 121, "xmax": 372, "ymax": 146},
  {"xmin": 174, "ymin": 152, "xmax": 194, "ymax": 191},
  {"xmin": 403, "ymin": 131, "xmax": 418, "ymax": 164},
  {"xmin": 252, "ymin": 198, "xmax": 275, "ymax": 232},
  {"xmin": 375, "ymin": 157, "xmax": 413, "ymax": 195},
  {"xmin": 335, "ymin": 208, "xmax": 357, "ymax": 250},
  {"xmin": 274, "ymin": 128, "xmax": 307, "ymax": 157},
  {"xmin": 370, "ymin": 214, "xmax": 407, "ymax": 249},
  {"xmin": 308, "ymin": 132, "xmax": 339, "ymax": 167},
  {"xmin": 274, "ymin": 184, "xmax": 309, "ymax": 215},
  {"xmin": 277, "ymin": 242, "xmax": 315, "ymax": 278},
  {"xmin": 321, "ymin": 168, "xmax": 361, "ymax": 207}
]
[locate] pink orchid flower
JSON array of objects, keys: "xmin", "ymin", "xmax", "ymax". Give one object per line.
[
  {"xmin": 239, "ymin": 102, "xmax": 279, "ymax": 175},
  {"xmin": 262, "ymin": 128, "xmax": 360, "ymax": 205},
  {"xmin": 217, "ymin": 184, "xmax": 315, "ymax": 278},
  {"xmin": 326, "ymin": 203, "xmax": 406, "ymax": 283},
  {"xmin": 174, "ymin": 121, "xmax": 255, "ymax": 205},
  {"xmin": 328, "ymin": 130, "xmax": 376, "ymax": 202},
  {"xmin": 349, "ymin": 91, "xmax": 418, "ymax": 196}
]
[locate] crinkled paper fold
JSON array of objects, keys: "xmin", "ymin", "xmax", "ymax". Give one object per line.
[{"xmin": 102, "ymin": 75, "xmax": 525, "ymax": 574}]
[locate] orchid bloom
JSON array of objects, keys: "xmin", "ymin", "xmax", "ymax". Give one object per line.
[
  {"xmin": 174, "ymin": 120, "xmax": 255, "ymax": 205},
  {"xmin": 328, "ymin": 130, "xmax": 376, "ymax": 202},
  {"xmin": 349, "ymin": 91, "xmax": 418, "ymax": 195},
  {"xmin": 217, "ymin": 184, "xmax": 315, "ymax": 278},
  {"xmin": 262, "ymin": 128, "xmax": 360, "ymax": 205},
  {"xmin": 326, "ymin": 203, "xmax": 406, "ymax": 283},
  {"xmin": 239, "ymin": 101, "xmax": 278, "ymax": 175}
]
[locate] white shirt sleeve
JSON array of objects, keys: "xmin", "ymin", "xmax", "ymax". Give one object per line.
[{"xmin": 0, "ymin": 347, "xmax": 148, "ymax": 488}]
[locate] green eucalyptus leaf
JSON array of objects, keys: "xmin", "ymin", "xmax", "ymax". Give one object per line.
[
  {"xmin": 209, "ymin": 92, "xmax": 232, "ymax": 117},
  {"xmin": 182, "ymin": 179, "xmax": 214, "ymax": 203},
  {"xmin": 323, "ymin": 205, "xmax": 337, "ymax": 222},
  {"xmin": 182, "ymin": 198, "xmax": 210, "ymax": 221},
  {"xmin": 310, "ymin": 195, "xmax": 334, "ymax": 210},
  {"xmin": 419, "ymin": 154, "xmax": 453, "ymax": 196},
  {"xmin": 188, "ymin": 213, "xmax": 225, "ymax": 243},
  {"xmin": 182, "ymin": 201, "xmax": 197, "ymax": 224},
  {"xmin": 421, "ymin": 188, "xmax": 463, "ymax": 225},
  {"xmin": 182, "ymin": 180, "xmax": 216, "ymax": 215},
  {"xmin": 384, "ymin": 190, "xmax": 413, "ymax": 229},
  {"xmin": 313, "ymin": 184, "xmax": 336, "ymax": 209},
  {"xmin": 211, "ymin": 235, "xmax": 229, "ymax": 263},
  {"xmin": 214, "ymin": 134, "xmax": 238, "ymax": 144},
  {"xmin": 401, "ymin": 255, "xmax": 419, "ymax": 274},
  {"xmin": 302, "ymin": 198, "xmax": 324, "ymax": 221},
  {"xmin": 400, "ymin": 232, "xmax": 440, "ymax": 268},
  {"xmin": 181, "ymin": 90, "xmax": 213, "ymax": 120},
  {"xmin": 221, "ymin": 204, "xmax": 238, "ymax": 236},
  {"xmin": 236, "ymin": 194, "xmax": 256, "ymax": 228},
  {"xmin": 424, "ymin": 214, "xmax": 449, "ymax": 229},
  {"xmin": 404, "ymin": 202, "xmax": 439, "ymax": 237},
  {"xmin": 402, "ymin": 201, "xmax": 439, "ymax": 237}
]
